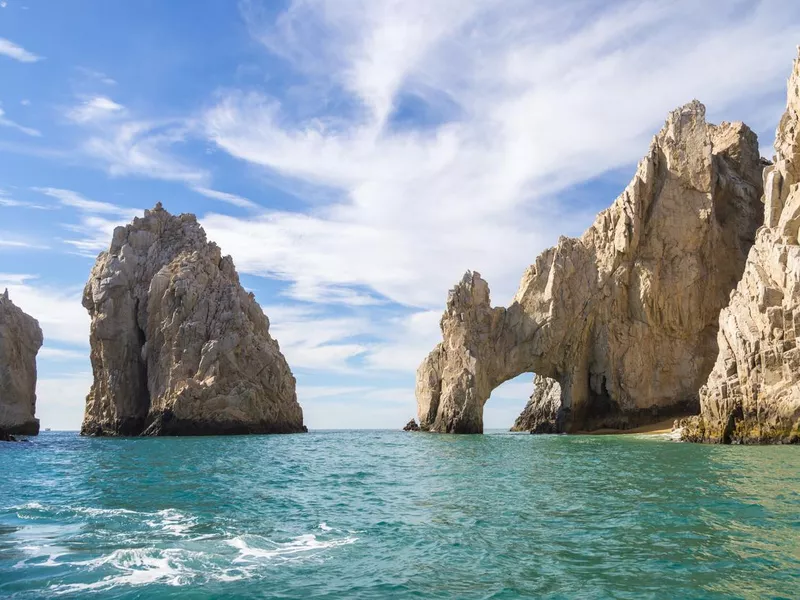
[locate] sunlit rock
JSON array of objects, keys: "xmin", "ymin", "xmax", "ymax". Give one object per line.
[
  {"xmin": 0, "ymin": 289, "xmax": 43, "ymax": 436},
  {"xmin": 417, "ymin": 101, "xmax": 764, "ymax": 434},
  {"xmin": 81, "ymin": 204, "xmax": 304, "ymax": 436}
]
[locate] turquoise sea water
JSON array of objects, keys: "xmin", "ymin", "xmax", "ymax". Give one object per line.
[{"xmin": 0, "ymin": 431, "xmax": 798, "ymax": 599}]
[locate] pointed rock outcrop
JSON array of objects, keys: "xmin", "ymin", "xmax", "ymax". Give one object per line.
[
  {"xmin": 511, "ymin": 375, "xmax": 562, "ymax": 433},
  {"xmin": 403, "ymin": 419, "xmax": 420, "ymax": 431},
  {"xmin": 0, "ymin": 289, "xmax": 43, "ymax": 435},
  {"xmin": 681, "ymin": 52, "xmax": 800, "ymax": 443},
  {"xmin": 81, "ymin": 204, "xmax": 304, "ymax": 436},
  {"xmin": 417, "ymin": 101, "xmax": 764, "ymax": 433}
]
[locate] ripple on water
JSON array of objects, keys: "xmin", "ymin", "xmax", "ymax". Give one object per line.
[{"xmin": 0, "ymin": 431, "xmax": 797, "ymax": 599}]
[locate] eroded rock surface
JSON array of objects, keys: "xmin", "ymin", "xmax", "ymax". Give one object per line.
[
  {"xmin": 417, "ymin": 102, "xmax": 764, "ymax": 433},
  {"xmin": 681, "ymin": 54, "xmax": 800, "ymax": 443},
  {"xmin": 0, "ymin": 289, "xmax": 43, "ymax": 435},
  {"xmin": 81, "ymin": 204, "xmax": 304, "ymax": 436},
  {"xmin": 511, "ymin": 375, "xmax": 562, "ymax": 433}
]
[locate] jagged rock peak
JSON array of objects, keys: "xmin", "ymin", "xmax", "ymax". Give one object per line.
[
  {"xmin": 416, "ymin": 99, "xmax": 764, "ymax": 434},
  {"xmin": 81, "ymin": 203, "xmax": 305, "ymax": 436},
  {"xmin": 0, "ymin": 291, "xmax": 43, "ymax": 435},
  {"xmin": 681, "ymin": 50, "xmax": 800, "ymax": 443}
]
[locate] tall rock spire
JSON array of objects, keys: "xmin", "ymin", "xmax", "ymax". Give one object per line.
[
  {"xmin": 682, "ymin": 50, "xmax": 800, "ymax": 443},
  {"xmin": 81, "ymin": 204, "xmax": 305, "ymax": 436}
]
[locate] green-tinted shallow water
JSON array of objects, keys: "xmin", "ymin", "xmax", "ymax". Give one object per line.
[{"xmin": 0, "ymin": 431, "xmax": 797, "ymax": 599}]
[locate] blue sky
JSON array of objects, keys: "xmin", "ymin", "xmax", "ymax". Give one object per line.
[{"xmin": 1, "ymin": 0, "xmax": 799, "ymax": 430}]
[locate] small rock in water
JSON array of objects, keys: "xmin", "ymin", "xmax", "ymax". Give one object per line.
[{"xmin": 403, "ymin": 419, "xmax": 420, "ymax": 431}]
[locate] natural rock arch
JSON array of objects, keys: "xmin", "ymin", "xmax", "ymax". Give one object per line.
[{"xmin": 416, "ymin": 102, "xmax": 765, "ymax": 434}]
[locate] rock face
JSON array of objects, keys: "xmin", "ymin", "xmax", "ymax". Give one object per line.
[
  {"xmin": 511, "ymin": 375, "xmax": 562, "ymax": 433},
  {"xmin": 81, "ymin": 204, "xmax": 304, "ymax": 436},
  {"xmin": 416, "ymin": 102, "xmax": 764, "ymax": 433},
  {"xmin": 0, "ymin": 289, "xmax": 43, "ymax": 435},
  {"xmin": 403, "ymin": 419, "xmax": 420, "ymax": 431},
  {"xmin": 681, "ymin": 54, "xmax": 800, "ymax": 444}
]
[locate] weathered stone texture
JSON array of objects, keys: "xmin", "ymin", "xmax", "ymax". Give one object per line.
[
  {"xmin": 417, "ymin": 102, "xmax": 764, "ymax": 434},
  {"xmin": 0, "ymin": 289, "xmax": 43, "ymax": 435},
  {"xmin": 81, "ymin": 204, "xmax": 304, "ymax": 436},
  {"xmin": 682, "ymin": 53, "xmax": 800, "ymax": 443}
]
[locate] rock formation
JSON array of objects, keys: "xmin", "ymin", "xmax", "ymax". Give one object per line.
[
  {"xmin": 416, "ymin": 101, "xmax": 765, "ymax": 433},
  {"xmin": 81, "ymin": 203, "xmax": 304, "ymax": 436},
  {"xmin": 0, "ymin": 289, "xmax": 43, "ymax": 435},
  {"xmin": 510, "ymin": 375, "xmax": 562, "ymax": 433},
  {"xmin": 680, "ymin": 53, "xmax": 800, "ymax": 444},
  {"xmin": 403, "ymin": 419, "xmax": 420, "ymax": 431}
]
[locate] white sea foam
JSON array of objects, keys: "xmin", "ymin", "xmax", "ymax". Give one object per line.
[
  {"xmin": 143, "ymin": 509, "xmax": 197, "ymax": 537},
  {"xmin": 9, "ymin": 502, "xmax": 357, "ymax": 592},
  {"xmin": 228, "ymin": 532, "xmax": 357, "ymax": 563},
  {"xmin": 14, "ymin": 543, "xmax": 70, "ymax": 568},
  {"xmin": 10, "ymin": 503, "xmax": 197, "ymax": 535},
  {"xmin": 43, "ymin": 529, "xmax": 357, "ymax": 593},
  {"xmin": 49, "ymin": 548, "xmax": 216, "ymax": 594}
]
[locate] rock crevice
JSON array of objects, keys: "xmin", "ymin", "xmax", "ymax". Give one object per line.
[{"xmin": 81, "ymin": 204, "xmax": 304, "ymax": 436}]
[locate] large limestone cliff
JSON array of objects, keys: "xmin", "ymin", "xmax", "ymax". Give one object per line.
[
  {"xmin": 417, "ymin": 102, "xmax": 764, "ymax": 433},
  {"xmin": 81, "ymin": 204, "xmax": 304, "ymax": 436},
  {"xmin": 0, "ymin": 289, "xmax": 43, "ymax": 435},
  {"xmin": 681, "ymin": 54, "xmax": 800, "ymax": 444}
]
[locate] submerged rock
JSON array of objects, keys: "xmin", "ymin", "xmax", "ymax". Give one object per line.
[
  {"xmin": 682, "ymin": 53, "xmax": 800, "ymax": 444},
  {"xmin": 403, "ymin": 419, "xmax": 420, "ymax": 431},
  {"xmin": 417, "ymin": 101, "xmax": 764, "ymax": 433},
  {"xmin": 0, "ymin": 289, "xmax": 43, "ymax": 436},
  {"xmin": 81, "ymin": 203, "xmax": 304, "ymax": 436}
]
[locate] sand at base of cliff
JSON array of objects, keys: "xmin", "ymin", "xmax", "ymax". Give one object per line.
[{"xmin": 578, "ymin": 419, "xmax": 679, "ymax": 436}]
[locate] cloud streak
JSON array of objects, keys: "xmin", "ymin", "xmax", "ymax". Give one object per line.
[
  {"xmin": 201, "ymin": 0, "xmax": 800, "ymax": 312},
  {"xmin": 0, "ymin": 107, "xmax": 41, "ymax": 136},
  {"xmin": 0, "ymin": 37, "xmax": 41, "ymax": 62}
]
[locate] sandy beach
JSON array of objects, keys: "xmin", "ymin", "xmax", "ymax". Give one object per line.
[{"xmin": 578, "ymin": 419, "xmax": 678, "ymax": 436}]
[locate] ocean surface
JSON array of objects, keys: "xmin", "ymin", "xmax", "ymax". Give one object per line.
[{"xmin": 0, "ymin": 431, "xmax": 797, "ymax": 599}]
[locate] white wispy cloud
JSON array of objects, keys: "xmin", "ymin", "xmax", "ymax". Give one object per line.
[
  {"xmin": 82, "ymin": 119, "xmax": 208, "ymax": 184},
  {"xmin": 32, "ymin": 187, "xmax": 142, "ymax": 253},
  {"xmin": 67, "ymin": 95, "xmax": 124, "ymax": 123},
  {"xmin": 0, "ymin": 189, "xmax": 51, "ymax": 210},
  {"xmin": 74, "ymin": 67, "xmax": 117, "ymax": 85},
  {"xmin": 263, "ymin": 303, "xmax": 372, "ymax": 372},
  {"xmin": 0, "ymin": 236, "xmax": 49, "ymax": 250},
  {"xmin": 0, "ymin": 107, "xmax": 40, "ymax": 136},
  {"xmin": 0, "ymin": 37, "xmax": 41, "ymax": 62},
  {"xmin": 203, "ymin": 0, "xmax": 800, "ymax": 313},
  {"xmin": 0, "ymin": 273, "xmax": 89, "ymax": 346},
  {"xmin": 192, "ymin": 186, "xmax": 259, "ymax": 209},
  {"xmin": 33, "ymin": 186, "xmax": 138, "ymax": 216}
]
